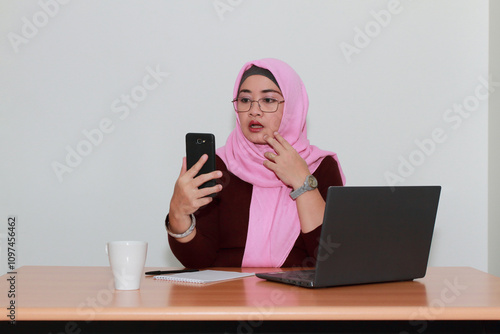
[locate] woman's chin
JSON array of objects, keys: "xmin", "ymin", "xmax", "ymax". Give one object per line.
[{"xmin": 243, "ymin": 131, "xmax": 268, "ymax": 145}]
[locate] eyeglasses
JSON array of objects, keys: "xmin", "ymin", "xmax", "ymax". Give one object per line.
[{"xmin": 232, "ymin": 97, "xmax": 285, "ymax": 113}]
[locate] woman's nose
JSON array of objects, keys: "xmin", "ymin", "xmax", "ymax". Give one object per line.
[{"xmin": 248, "ymin": 101, "xmax": 262, "ymax": 116}]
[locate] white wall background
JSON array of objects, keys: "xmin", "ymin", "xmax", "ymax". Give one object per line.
[
  {"xmin": 489, "ymin": 0, "xmax": 500, "ymax": 278},
  {"xmin": 0, "ymin": 0, "xmax": 491, "ymax": 274}
]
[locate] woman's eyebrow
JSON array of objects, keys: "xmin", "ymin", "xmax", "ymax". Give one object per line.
[
  {"xmin": 238, "ymin": 88, "xmax": 283, "ymax": 96},
  {"xmin": 261, "ymin": 89, "xmax": 283, "ymax": 96}
]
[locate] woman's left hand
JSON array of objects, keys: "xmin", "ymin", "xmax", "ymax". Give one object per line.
[{"xmin": 263, "ymin": 132, "xmax": 310, "ymax": 190}]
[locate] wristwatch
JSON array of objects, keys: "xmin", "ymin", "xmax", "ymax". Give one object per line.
[{"xmin": 290, "ymin": 175, "xmax": 318, "ymax": 200}]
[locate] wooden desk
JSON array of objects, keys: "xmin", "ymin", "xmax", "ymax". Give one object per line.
[{"xmin": 1, "ymin": 266, "xmax": 499, "ymax": 333}]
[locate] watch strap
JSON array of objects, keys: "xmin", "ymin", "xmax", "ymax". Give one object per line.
[{"xmin": 290, "ymin": 175, "xmax": 317, "ymax": 200}]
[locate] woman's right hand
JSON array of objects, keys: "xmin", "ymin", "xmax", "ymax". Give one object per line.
[{"xmin": 168, "ymin": 154, "xmax": 222, "ymax": 236}]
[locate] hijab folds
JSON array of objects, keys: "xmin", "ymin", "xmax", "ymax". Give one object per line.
[{"xmin": 217, "ymin": 58, "xmax": 345, "ymax": 267}]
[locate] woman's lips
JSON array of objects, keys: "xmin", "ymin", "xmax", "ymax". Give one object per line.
[{"xmin": 249, "ymin": 120, "xmax": 263, "ymax": 133}]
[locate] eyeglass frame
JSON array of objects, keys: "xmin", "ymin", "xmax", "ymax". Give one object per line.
[{"xmin": 231, "ymin": 98, "xmax": 285, "ymax": 113}]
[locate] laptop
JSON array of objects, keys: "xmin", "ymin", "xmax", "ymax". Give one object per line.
[{"xmin": 256, "ymin": 186, "xmax": 441, "ymax": 288}]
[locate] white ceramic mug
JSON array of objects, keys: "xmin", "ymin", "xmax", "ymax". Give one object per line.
[{"xmin": 106, "ymin": 241, "xmax": 148, "ymax": 290}]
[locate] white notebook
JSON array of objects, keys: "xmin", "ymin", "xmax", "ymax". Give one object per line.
[{"xmin": 153, "ymin": 270, "xmax": 254, "ymax": 284}]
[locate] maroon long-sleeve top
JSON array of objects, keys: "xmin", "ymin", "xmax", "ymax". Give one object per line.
[{"xmin": 167, "ymin": 155, "xmax": 344, "ymax": 268}]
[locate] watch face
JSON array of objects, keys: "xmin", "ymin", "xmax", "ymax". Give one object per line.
[{"xmin": 307, "ymin": 175, "xmax": 318, "ymax": 188}]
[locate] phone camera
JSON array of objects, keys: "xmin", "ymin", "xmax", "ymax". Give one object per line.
[{"xmin": 196, "ymin": 138, "xmax": 205, "ymax": 144}]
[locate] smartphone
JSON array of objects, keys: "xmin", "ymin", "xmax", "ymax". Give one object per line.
[{"xmin": 186, "ymin": 133, "xmax": 216, "ymax": 193}]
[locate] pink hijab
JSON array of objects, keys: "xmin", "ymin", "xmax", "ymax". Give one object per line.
[{"xmin": 217, "ymin": 58, "xmax": 345, "ymax": 267}]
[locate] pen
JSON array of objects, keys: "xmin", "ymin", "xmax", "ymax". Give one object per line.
[{"xmin": 145, "ymin": 269, "xmax": 199, "ymax": 276}]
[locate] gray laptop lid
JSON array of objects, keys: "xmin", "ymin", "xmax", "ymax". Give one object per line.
[{"xmin": 313, "ymin": 186, "xmax": 441, "ymax": 287}]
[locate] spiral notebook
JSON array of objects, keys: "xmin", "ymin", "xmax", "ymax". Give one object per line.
[{"xmin": 154, "ymin": 270, "xmax": 254, "ymax": 284}]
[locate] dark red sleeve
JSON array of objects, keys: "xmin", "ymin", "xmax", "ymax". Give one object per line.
[
  {"xmin": 167, "ymin": 156, "xmax": 251, "ymax": 268},
  {"xmin": 166, "ymin": 206, "xmax": 220, "ymax": 269},
  {"xmin": 166, "ymin": 158, "xmax": 224, "ymax": 268},
  {"xmin": 282, "ymin": 155, "xmax": 344, "ymax": 267},
  {"xmin": 167, "ymin": 155, "xmax": 344, "ymax": 269}
]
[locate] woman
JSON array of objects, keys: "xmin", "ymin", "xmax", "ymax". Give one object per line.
[{"xmin": 166, "ymin": 58, "xmax": 345, "ymax": 268}]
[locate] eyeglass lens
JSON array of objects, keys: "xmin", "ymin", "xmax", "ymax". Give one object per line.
[{"xmin": 234, "ymin": 98, "xmax": 279, "ymax": 112}]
